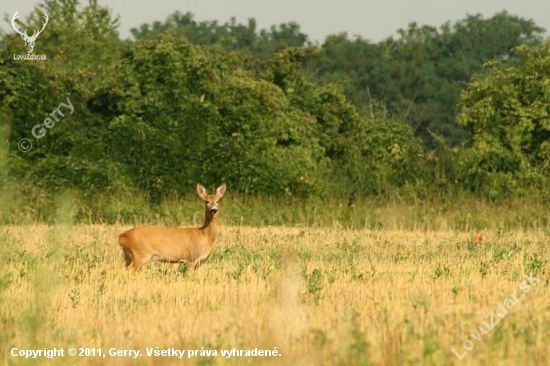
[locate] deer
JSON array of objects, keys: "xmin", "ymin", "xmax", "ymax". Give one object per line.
[
  {"xmin": 11, "ymin": 11, "xmax": 49, "ymax": 54},
  {"xmin": 118, "ymin": 183, "xmax": 226, "ymax": 271}
]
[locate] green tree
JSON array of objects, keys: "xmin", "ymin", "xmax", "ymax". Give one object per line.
[
  {"xmin": 1, "ymin": 0, "xmax": 125, "ymax": 197},
  {"xmin": 131, "ymin": 11, "xmax": 310, "ymax": 59},
  {"xmin": 308, "ymin": 12, "xmax": 545, "ymax": 147},
  {"xmin": 457, "ymin": 42, "xmax": 550, "ymax": 198}
]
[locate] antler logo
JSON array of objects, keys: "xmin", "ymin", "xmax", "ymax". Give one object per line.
[{"xmin": 11, "ymin": 11, "xmax": 49, "ymax": 54}]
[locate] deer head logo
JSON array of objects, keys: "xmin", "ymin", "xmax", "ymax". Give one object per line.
[{"xmin": 11, "ymin": 11, "xmax": 49, "ymax": 54}]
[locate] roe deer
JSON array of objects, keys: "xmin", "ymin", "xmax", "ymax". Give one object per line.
[{"xmin": 118, "ymin": 183, "xmax": 226, "ymax": 270}]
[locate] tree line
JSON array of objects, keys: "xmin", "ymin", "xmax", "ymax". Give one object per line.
[{"xmin": 1, "ymin": 0, "xmax": 549, "ymax": 211}]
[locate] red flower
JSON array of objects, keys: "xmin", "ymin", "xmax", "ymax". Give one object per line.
[{"xmin": 476, "ymin": 236, "xmax": 483, "ymax": 243}]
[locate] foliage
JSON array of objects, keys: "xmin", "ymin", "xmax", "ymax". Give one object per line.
[
  {"xmin": 457, "ymin": 42, "xmax": 550, "ymax": 199},
  {"xmin": 1, "ymin": 0, "xmax": 126, "ymax": 197},
  {"xmin": 130, "ymin": 11, "xmax": 310, "ymax": 59},
  {"xmin": 307, "ymin": 12, "xmax": 545, "ymax": 147},
  {"xmin": 1, "ymin": 0, "xmax": 549, "ymax": 212}
]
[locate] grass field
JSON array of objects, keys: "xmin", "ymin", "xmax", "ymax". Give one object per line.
[{"xmin": 1, "ymin": 217, "xmax": 548, "ymax": 365}]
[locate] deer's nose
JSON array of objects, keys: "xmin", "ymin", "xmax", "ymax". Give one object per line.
[{"xmin": 210, "ymin": 208, "xmax": 218, "ymax": 214}]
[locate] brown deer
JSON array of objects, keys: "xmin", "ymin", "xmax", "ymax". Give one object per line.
[{"xmin": 118, "ymin": 183, "xmax": 226, "ymax": 270}]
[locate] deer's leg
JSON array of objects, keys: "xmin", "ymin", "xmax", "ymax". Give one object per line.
[
  {"xmin": 193, "ymin": 254, "xmax": 210, "ymax": 270},
  {"xmin": 129, "ymin": 259, "xmax": 146, "ymax": 270},
  {"xmin": 123, "ymin": 249, "xmax": 132, "ymax": 267},
  {"xmin": 128, "ymin": 254, "xmax": 150, "ymax": 271},
  {"xmin": 193, "ymin": 259, "xmax": 202, "ymax": 270}
]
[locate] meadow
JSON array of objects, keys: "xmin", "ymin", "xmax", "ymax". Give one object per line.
[
  {"xmin": 2, "ymin": 2, "xmax": 549, "ymax": 364},
  {"xmin": 0, "ymin": 200, "xmax": 549, "ymax": 366}
]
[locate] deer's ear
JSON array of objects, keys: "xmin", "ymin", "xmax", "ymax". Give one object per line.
[
  {"xmin": 196, "ymin": 183, "xmax": 207, "ymax": 199},
  {"xmin": 216, "ymin": 183, "xmax": 226, "ymax": 198}
]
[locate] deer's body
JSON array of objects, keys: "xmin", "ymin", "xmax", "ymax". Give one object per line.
[{"xmin": 118, "ymin": 183, "xmax": 226, "ymax": 270}]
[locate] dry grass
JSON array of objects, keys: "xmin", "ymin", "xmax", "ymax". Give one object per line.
[{"xmin": 0, "ymin": 224, "xmax": 549, "ymax": 365}]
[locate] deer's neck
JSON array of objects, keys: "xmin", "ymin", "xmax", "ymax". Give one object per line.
[{"xmin": 200, "ymin": 210, "xmax": 218, "ymax": 243}]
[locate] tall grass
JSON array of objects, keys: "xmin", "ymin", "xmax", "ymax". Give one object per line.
[
  {"xmin": 0, "ymin": 225, "xmax": 548, "ymax": 365},
  {"xmin": 1, "ymin": 187, "xmax": 549, "ymax": 232},
  {"xmin": 2, "ymin": 135, "xmax": 549, "ymax": 364}
]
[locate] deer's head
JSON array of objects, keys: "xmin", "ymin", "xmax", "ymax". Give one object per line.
[
  {"xmin": 11, "ymin": 11, "xmax": 49, "ymax": 54},
  {"xmin": 196, "ymin": 183, "xmax": 226, "ymax": 216}
]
